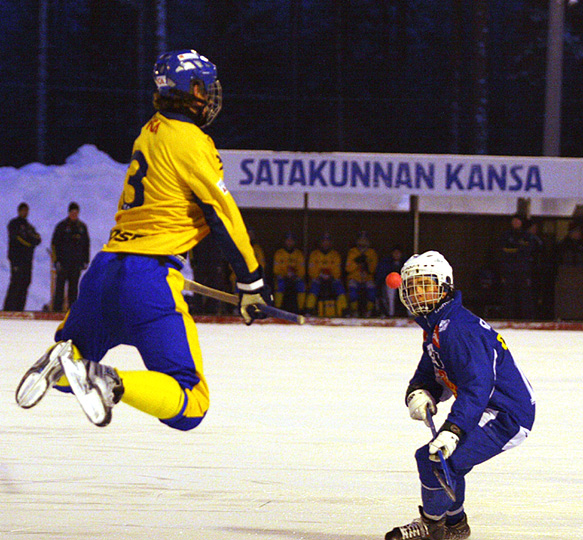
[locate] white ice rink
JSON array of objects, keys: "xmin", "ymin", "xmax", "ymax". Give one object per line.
[{"xmin": 1, "ymin": 318, "xmax": 582, "ymax": 540}]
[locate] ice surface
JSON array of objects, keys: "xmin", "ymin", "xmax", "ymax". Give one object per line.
[{"xmin": 1, "ymin": 320, "xmax": 581, "ymax": 539}]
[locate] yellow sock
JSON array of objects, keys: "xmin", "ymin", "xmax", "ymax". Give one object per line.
[
  {"xmin": 274, "ymin": 291, "xmax": 284, "ymax": 308},
  {"xmin": 306, "ymin": 292, "xmax": 317, "ymax": 310},
  {"xmin": 53, "ymin": 340, "xmax": 208, "ymax": 422},
  {"xmin": 118, "ymin": 370, "xmax": 185, "ymax": 420},
  {"xmin": 297, "ymin": 292, "xmax": 306, "ymax": 310},
  {"xmin": 55, "ymin": 374, "xmax": 70, "ymax": 387},
  {"xmin": 336, "ymin": 294, "xmax": 348, "ymax": 316}
]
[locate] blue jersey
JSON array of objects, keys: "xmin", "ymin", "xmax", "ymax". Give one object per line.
[{"xmin": 409, "ymin": 291, "xmax": 535, "ymax": 440}]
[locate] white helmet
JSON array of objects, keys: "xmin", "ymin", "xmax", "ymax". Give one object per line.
[{"xmin": 399, "ymin": 251, "xmax": 454, "ymax": 316}]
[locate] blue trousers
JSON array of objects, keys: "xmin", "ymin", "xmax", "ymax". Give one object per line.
[
  {"xmin": 417, "ymin": 412, "xmax": 526, "ymax": 519},
  {"xmin": 275, "ymin": 276, "xmax": 306, "ymax": 294},
  {"xmin": 308, "ymin": 277, "xmax": 345, "ymax": 298},
  {"xmin": 347, "ymin": 279, "xmax": 376, "ymax": 302},
  {"xmin": 55, "ymin": 251, "xmax": 206, "ymax": 430}
]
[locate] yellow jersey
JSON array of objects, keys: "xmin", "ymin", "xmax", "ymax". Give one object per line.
[
  {"xmin": 345, "ymin": 247, "xmax": 378, "ymax": 282},
  {"xmin": 104, "ymin": 111, "xmax": 260, "ymax": 283},
  {"xmin": 308, "ymin": 249, "xmax": 342, "ymax": 281},
  {"xmin": 273, "ymin": 248, "xmax": 306, "ymax": 279}
]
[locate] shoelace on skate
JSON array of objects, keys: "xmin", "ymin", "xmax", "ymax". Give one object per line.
[{"xmin": 400, "ymin": 519, "xmax": 429, "ymax": 539}]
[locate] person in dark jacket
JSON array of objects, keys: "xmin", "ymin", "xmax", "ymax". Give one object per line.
[
  {"xmin": 496, "ymin": 214, "xmax": 535, "ymax": 319},
  {"xmin": 51, "ymin": 202, "xmax": 90, "ymax": 312},
  {"xmin": 188, "ymin": 234, "xmax": 230, "ymax": 314},
  {"xmin": 375, "ymin": 244, "xmax": 408, "ymax": 317},
  {"xmin": 556, "ymin": 222, "xmax": 583, "ymax": 267},
  {"xmin": 385, "ymin": 251, "xmax": 535, "ymax": 540},
  {"xmin": 3, "ymin": 203, "xmax": 41, "ymax": 311}
]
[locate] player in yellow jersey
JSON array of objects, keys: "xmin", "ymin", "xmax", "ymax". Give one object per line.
[
  {"xmin": 345, "ymin": 231, "xmax": 378, "ymax": 317},
  {"xmin": 305, "ymin": 232, "xmax": 347, "ymax": 317},
  {"xmin": 272, "ymin": 232, "xmax": 306, "ymax": 313},
  {"xmin": 15, "ymin": 49, "xmax": 272, "ymax": 430}
]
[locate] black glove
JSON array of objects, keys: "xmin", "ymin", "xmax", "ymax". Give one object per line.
[{"xmin": 237, "ymin": 281, "xmax": 273, "ymax": 325}]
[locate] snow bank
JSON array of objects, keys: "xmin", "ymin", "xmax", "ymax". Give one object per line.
[{"xmin": 0, "ymin": 145, "xmax": 127, "ymax": 310}]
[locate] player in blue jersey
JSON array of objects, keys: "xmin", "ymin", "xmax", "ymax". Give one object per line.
[
  {"xmin": 15, "ymin": 49, "xmax": 271, "ymax": 430},
  {"xmin": 385, "ymin": 251, "xmax": 535, "ymax": 540}
]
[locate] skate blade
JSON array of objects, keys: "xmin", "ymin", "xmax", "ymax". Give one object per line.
[
  {"xmin": 15, "ymin": 342, "xmax": 69, "ymax": 409},
  {"xmin": 60, "ymin": 355, "xmax": 111, "ymax": 427}
]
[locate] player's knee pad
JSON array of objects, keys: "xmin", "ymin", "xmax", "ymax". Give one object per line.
[
  {"xmin": 159, "ymin": 383, "xmax": 209, "ymax": 431},
  {"xmin": 158, "ymin": 389, "xmax": 207, "ymax": 431},
  {"xmin": 159, "ymin": 413, "xmax": 206, "ymax": 431}
]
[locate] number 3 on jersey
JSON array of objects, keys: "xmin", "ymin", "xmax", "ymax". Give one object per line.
[{"xmin": 122, "ymin": 151, "xmax": 148, "ymax": 210}]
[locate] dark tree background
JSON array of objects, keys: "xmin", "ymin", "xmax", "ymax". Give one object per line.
[{"xmin": 1, "ymin": 0, "xmax": 582, "ymax": 167}]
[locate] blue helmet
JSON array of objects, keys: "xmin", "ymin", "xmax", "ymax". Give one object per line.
[{"xmin": 153, "ymin": 49, "xmax": 222, "ymax": 127}]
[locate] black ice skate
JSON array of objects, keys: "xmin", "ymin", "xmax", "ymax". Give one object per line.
[
  {"xmin": 60, "ymin": 354, "xmax": 124, "ymax": 427},
  {"xmin": 385, "ymin": 507, "xmax": 446, "ymax": 540},
  {"xmin": 15, "ymin": 340, "xmax": 70, "ymax": 408},
  {"xmin": 444, "ymin": 515, "xmax": 470, "ymax": 540}
]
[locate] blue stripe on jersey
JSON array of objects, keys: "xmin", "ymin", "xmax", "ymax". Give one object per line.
[{"xmin": 190, "ymin": 191, "xmax": 261, "ymax": 284}]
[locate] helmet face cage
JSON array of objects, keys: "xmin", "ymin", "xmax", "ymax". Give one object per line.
[
  {"xmin": 153, "ymin": 49, "xmax": 222, "ymax": 127},
  {"xmin": 200, "ymin": 78, "xmax": 222, "ymax": 127},
  {"xmin": 398, "ymin": 251, "xmax": 454, "ymax": 316}
]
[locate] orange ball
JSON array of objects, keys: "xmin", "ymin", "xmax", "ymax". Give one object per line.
[{"xmin": 385, "ymin": 272, "xmax": 402, "ymax": 289}]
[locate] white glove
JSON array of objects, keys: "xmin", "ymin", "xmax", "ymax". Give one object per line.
[
  {"xmin": 406, "ymin": 389, "xmax": 436, "ymax": 426},
  {"xmin": 429, "ymin": 430, "xmax": 459, "ymax": 461},
  {"xmin": 237, "ymin": 279, "xmax": 273, "ymax": 325},
  {"xmin": 239, "ymin": 291, "xmax": 268, "ymax": 325}
]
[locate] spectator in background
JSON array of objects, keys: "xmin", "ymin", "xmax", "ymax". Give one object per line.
[
  {"xmin": 345, "ymin": 231, "xmax": 378, "ymax": 317},
  {"xmin": 496, "ymin": 214, "xmax": 534, "ymax": 320},
  {"xmin": 470, "ymin": 265, "xmax": 501, "ymax": 320},
  {"xmin": 272, "ymin": 232, "xmax": 306, "ymax": 313},
  {"xmin": 556, "ymin": 222, "xmax": 583, "ymax": 267},
  {"xmin": 305, "ymin": 232, "xmax": 347, "ymax": 317},
  {"xmin": 553, "ymin": 221, "xmax": 583, "ymax": 321},
  {"xmin": 375, "ymin": 244, "xmax": 408, "ymax": 317},
  {"xmin": 51, "ymin": 202, "xmax": 90, "ymax": 312},
  {"xmin": 189, "ymin": 234, "xmax": 230, "ymax": 314},
  {"xmin": 525, "ymin": 218, "xmax": 546, "ymax": 319},
  {"xmin": 526, "ymin": 219, "xmax": 544, "ymax": 265},
  {"xmin": 247, "ymin": 229, "xmax": 266, "ymax": 274},
  {"xmin": 3, "ymin": 202, "xmax": 41, "ymax": 311}
]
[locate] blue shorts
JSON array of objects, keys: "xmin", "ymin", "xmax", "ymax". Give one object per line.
[{"xmin": 55, "ymin": 251, "xmax": 206, "ymax": 427}]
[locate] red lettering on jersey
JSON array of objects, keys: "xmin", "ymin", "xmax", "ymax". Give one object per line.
[
  {"xmin": 437, "ymin": 368, "xmax": 457, "ymax": 397},
  {"xmin": 432, "ymin": 328, "xmax": 440, "ymax": 348},
  {"xmin": 146, "ymin": 118, "xmax": 160, "ymax": 134}
]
